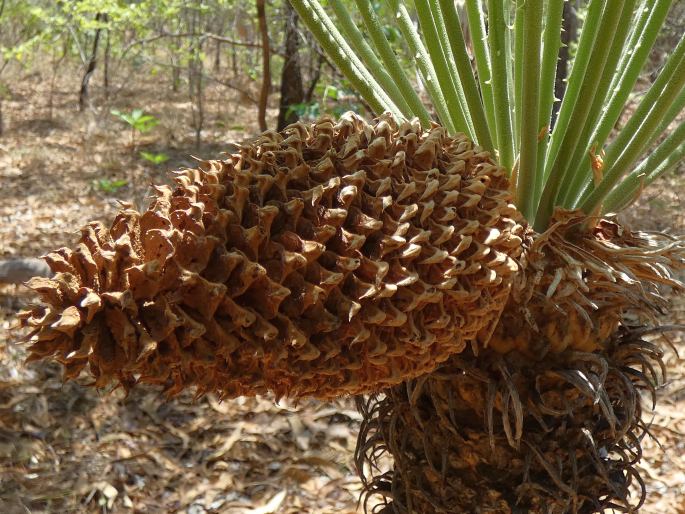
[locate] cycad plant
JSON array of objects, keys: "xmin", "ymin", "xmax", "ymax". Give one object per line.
[
  {"xmin": 15, "ymin": 1, "xmax": 685, "ymax": 513},
  {"xmin": 288, "ymin": 0, "xmax": 685, "ymax": 512}
]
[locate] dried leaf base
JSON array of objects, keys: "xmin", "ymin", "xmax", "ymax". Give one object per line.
[{"xmin": 482, "ymin": 213, "xmax": 685, "ymax": 356}]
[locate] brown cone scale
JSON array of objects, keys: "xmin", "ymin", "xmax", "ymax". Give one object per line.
[{"xmin": 18, "ymin": 113, "xmax": 524, "ymax": 399}]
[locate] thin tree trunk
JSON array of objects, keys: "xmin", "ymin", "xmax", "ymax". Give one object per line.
[
  {"xmin": 214, "ymin": 39, "xmax": 221, "ymax": 72},
  {"xmin": 0, "ymin": 0, "xmax": 4, "ymax": 134},
  {"xmin": 231, "ymin": 43, "xmax": 238, "ymax": 75},
  {"xmin": 172, "ymin": 62, "xmax": 181, "ymax": 92},
  {"xmin": 49, "ymin": 39, "xmax": 68, "ymax": 119},
  {"xmin": 171, "ymin": 17, "xmax": 183, "ymax": 92},
  {"xmin": 304, "ymin": 51, "xmax": 324, "ymax": 103},
  {"xmin": 188, "ymin": 5, "xmax": 204, "ymax": 148},
  {"xmin": 256, "ymin": 0, "xmax": 270, "ymax": 131},
  {"xmin": 553, "ymin": 1, "xmax": 578, "ymax": 125},
  {"xmin": 277, "ymin": 1, "xmax": 304, "ymax": 131},
  {"xmin": 79, "ymin": 12, "xmax": 106, "ymax": 111},
  {"xmin": 194, "ymin": 70, "xmax": 203, "ymax": 148},
  {"xmin": 104, "ymin": 27, "xmax": 111, "ymax": 98}
]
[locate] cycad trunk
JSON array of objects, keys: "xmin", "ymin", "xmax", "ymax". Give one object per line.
[
  {"xmin": 357, "ymin": 327, "xmax": 665, "ymax": 514},
  {"xmin": 79, "ymin": 12, "xmax": 106, "ymax": 112},
  {"xmin": 553, "ymin": 1, "xmax": 578, "ymax": 124}
]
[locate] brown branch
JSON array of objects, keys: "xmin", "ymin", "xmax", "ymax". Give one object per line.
[
  {"xmin": 204, "ymin": 33, "xmax": 262, "ymax": 48},
  {"xmin": 120, "ymin": 32, "xmax": 261, "ymax": 59},
  {"xmin": 111, "ymin": 53, "xmax": 260, "ymax": 106},
  {"xmin": 79, "ymin": 12, "xmax": 106, "ymax": 111},
  {"xmin": 304, "ymin": 51, "xmax": 324, "ymax": 103},
  {"xmin": 256, "ymin": 0, "xmax": 270, "ymax": 132},
  {"xmin": 202, "ymin": 74, "xmax": 259, "ymax": 105}
]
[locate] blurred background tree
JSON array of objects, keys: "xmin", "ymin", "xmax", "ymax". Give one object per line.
[{"xmin": 0, "ymin": 0, "xmax": 397, "ymax": 145}]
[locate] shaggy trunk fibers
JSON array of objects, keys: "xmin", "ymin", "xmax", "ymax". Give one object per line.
[
  {"xmin": 356, "ymin": 327, "xmax": 670, "ymax": 514},
  {"xmin": 484, "ymin": 213, "xmax": 685, "ymax": 356}
]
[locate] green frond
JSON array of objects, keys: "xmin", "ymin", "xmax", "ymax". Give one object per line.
[{"xmin": 293, "ymin": 0, "xmax": 685, "ymax": 230}]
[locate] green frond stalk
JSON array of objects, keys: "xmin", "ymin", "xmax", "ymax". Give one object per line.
[
  {"xmin": 464, "ymin": 0, "xmax": 497, "ymax": 145},
  {"xmin": 580, "ymin": 44, "xmax": 685, "ymax": 216},
  {"xmin": 534, "ymin": 0, "xmax": 564, "ymax": 201},
  {"xmin": 574, "ymin": 76, "xmax": 685, "ymax": 210},
  {"xmin": 513, "ymin": 2, "xmax": 525, "ymax": 151},
  {"xmin": 607, "ymin": 0, "xmax": 652, "ymax": 98},
  {"xmin": 603, "ymin": 121, "xmax": 685, "ymax": 213},
  {"xmin": 555, "ymin": 0, "xmax": 639, "ymax": 206},
  {"xmin": 414, "ymin": 0, "xmax": 474, "ymax": 138},
  {"xmin": 541, "ymin": 0, "xmax": 604, "ymax": 182},
  {"xmin": 654, "ymin": 87, "xmax": 685, "ymax": 140},
  {"xmin": 351, "ymin": 0, "xmax": 432, "ymax": 127},
  {"xmin": 327, "ymin": 0, "xmax": 416, "ymax": 121},
  {"xmin": 289, "ymin": 0, "xmax": 403, "ymax": 118},
  {"xmin": 515, "ymin": 0, "xmax": 543, "ymax": 222},
  {"xmin": 562, "ymin": 0, "xmax": 674, "ymax": 206},
  {"xmin": 383, "ymin": 0, "xmax": 456, "ymax": 134},
  {"xmin": 503, "ymin": 1, "xmax": 516, "ymax": 133},
  {"xmin": 486, "ymin": 0, "xmax": 515, "ymax": 171},
  {"xmin": 438, "ymin": 0, "xmax": 494, "ymax": 151},
  {"xmin": 536, "ymin": 1, "xmax": 626, "ymax": 230}
]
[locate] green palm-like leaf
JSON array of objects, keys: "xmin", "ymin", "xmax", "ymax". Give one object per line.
[{"xmin": 291, "ymin": 0, "xmax": 684, "ymax": 230}]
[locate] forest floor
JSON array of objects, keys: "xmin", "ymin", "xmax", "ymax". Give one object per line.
[{"xmin": 1, "ymin": 70, "xmax": 684, "ymax": 514}]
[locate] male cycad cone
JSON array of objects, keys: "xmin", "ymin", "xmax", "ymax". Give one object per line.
[{"xmin": 18, "ymin": 113, "xmax": 524, "ymax": 399}]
